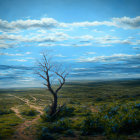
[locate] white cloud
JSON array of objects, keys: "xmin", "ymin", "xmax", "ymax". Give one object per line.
[
  {"xmin": 26, "ymin": 57, "xmax": 35, "ymax": 60},
  {"xmin": 92, "ymin": 29, "xmax": 103, "ymax": 33},
  {"xmin": 68, "ymin": 16, "xmax": 140, "ymax": 29},
  {"xmin": 0, "ymin": 51, "xmax": 32, "ymax": 56},
  {"xmin": 73, "ymin": 35, "xmax": 94, "ymax": 41},
  {"xmin": 85, "ymin": 52, "xmax": 96, "ymax": 55},
  {"xmin": 77, "ymin": 53, "xmax": 140, "ymax": 63},
  {"xmin": 0, "ymin": 42, "xmax": 17, "ymax": 49},
  {"xmin": 72, "ymin": 35, "xmax": 131, "ymax": 46},
  {"xmin": 91, "ymin": 35, "xmax": 140, "ymax": 46},
  {"xmin": 0, "ymin": 34, "xmax": 23, "ymax": 41},
  {"xmin": 0, "ymin": 32, "xmax": 68, "ymax": 43},
  {"xmin": 19, "ymin": 77, "xmax": 36, "ymax": 82},
  {"xmin": 38, "ymin": 43, "xmax": 70, "ymax": 47},
  {"xmin": 100, "ymin": 44, "xmax": 112, "ymax": 47},
  {"xmin": 0, "ymin": 52, "xmax": 23, "ymax": 56},
  {"xmin": 72, "ymin": 43, "xmax": 92, "ymax": 47},
  {"xmin": 128, "ymin": 36, "xmax": 135, "ymax": 40},
  {"xmin": 54, "ymin": 54, "xmax": 66, "ymax": 57},
  {"xmin": 38, "ymin": 42, "xmax": 92, "ymax": 47},
  {"xmin": 110, "ymin": 29, "xmax": 115, "ymax": 32},
  {"xmin": 0, "ymin": 18, "xmax": 60, "ymax": 32},
  {"xmin": 112, "ymin": 16, "xmax": 140, "ymax": 29},
  {"xmin": 25, "ymin": 52, "xmax": 31, "ymax": 55},
  {"xmin": 1, "ymin": 16, "xmax": 140, "ymax": 33},
  {"xmin": 38, "ymin": 43, "xmax": 57, "ymax": 47},
  {"xmin": 0, "ymin": 16, "xmax": 139, "ymax": 52},
  {"xmin": 73, "ymin": 68, "xmax": 87, "ymax": 70},
  {"xmin": 68, "ymin": 21, "xmax": 115, "ymax": 27},
  {"xmin": 8, "ymin": 59, "xmax": 27, "ymax": 62}
]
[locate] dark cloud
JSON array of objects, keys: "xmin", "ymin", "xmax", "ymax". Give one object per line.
[
  {"xmin": 79, "ymin": 41, "xmax": 90, "ymax": 43},
  {"xmin": 0, "ymin": 75, "xmax": 20, "ymax": 80},
  {"xmin": 0, "ymin": 65, "xmax": 35, "ymax": 82},
  {"xmin": 71, "ymin": 61, "xmax": 140, "ymax": 78},
  {"xmin": 113, "ymin": 16, "xmax": 140, "ymax": 29},
  {"xmin": 133, "ymin": 47, "xmax": 140, "ymax": 50},
  {"xmin": 0, "ymin": 65, "xmax": 34, "ymax": 70}
]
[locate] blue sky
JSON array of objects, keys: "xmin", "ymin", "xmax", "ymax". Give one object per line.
[{"xmin": 0, "ymin": 0, "xmax": 140, "ymax": 88}]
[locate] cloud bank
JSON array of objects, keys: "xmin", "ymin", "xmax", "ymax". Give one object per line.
[{"xmin": 0, "ymin": 16, "xmax": 140, "ymax": 32}]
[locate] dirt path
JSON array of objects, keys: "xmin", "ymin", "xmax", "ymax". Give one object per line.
[
  {"xmin": 10, "ymin": 95, "xmax": 43, "ymax": 140},
  {"xmin": 11, "ymin": 107, "xmax": 23, "ymax": 119},
  {"xmin": 90, "ymin": 106, "xmax": 98, "ymax": 113},
  {"xmin": 30, "ymin": 95, "xmax": 37, "ymax": 101},
  {"xmin": 12, "ymin": 95, "xmax": 43, "ymax": 114}
]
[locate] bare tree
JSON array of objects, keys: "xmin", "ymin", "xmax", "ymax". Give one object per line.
[{"xmin": 36, "ymin": 51, "xmax": 68, "ymax": 116}]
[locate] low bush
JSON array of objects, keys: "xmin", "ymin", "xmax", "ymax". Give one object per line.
[
  {"xmin": 63, "ymin": 129, "xmax": 75, "ymax": 137},
  {"xmin": 0, "ymin": 108, "xmax": 13, "ymax": 115},
  {"xmin": 21, "ymin": 108, "xmax": 39, "ymax": 116},
  {"xmin": 39, "ymin": 127, "xmax": 55, "ymax": 140},
  {"xmin": 38, "ymin": 118, "xmax": 72, "ymax": 140},
  {"xmin": 74, "ymin": 106, "xmax": 92, "ymax": 116},
  {"xmin": 99, "ymin": 102, "xmax": 140, "ymax": 135},
  {"xmin": 80, "ymin": 101, "xmax": 140, "ymax": 137},
  {"xmin": 40, "ymin": 101, "xmax": 140, "ymax": 139},
  {"xmin": 41, "ymin": 105, "xmax": 75, "ymax": 122},
  {"xmin": 47, "ymin": 118, "xmax": 72, "ymax": 133},
  {"xmin": 96, "ymin": 97, "xmax": 103, "ymax": 101},
  {"xmin": 80, "ymin": 114, "xmax": 104, "ymax": 135},
  {"xmin": 57, "ymin": 105, "xmax": 75, "ymax": 117}
]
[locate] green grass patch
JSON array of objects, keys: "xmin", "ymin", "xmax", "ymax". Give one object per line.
[{"xmin": 0, "ymin": 113, "xmax": 23, "ymax": 139}]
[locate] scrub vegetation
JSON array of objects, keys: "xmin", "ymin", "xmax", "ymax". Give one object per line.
[{"xmin": 0, "ymin": 79, "xmax": 140, "ymax": 140}]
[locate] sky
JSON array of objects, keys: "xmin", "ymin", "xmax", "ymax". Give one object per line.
[{"xmin": 0, "ymin": 0, "xmax": 140, "ymax": 88}]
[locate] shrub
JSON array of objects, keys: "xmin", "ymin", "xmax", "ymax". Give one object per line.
[
  {"xmin": 98, "ymin": 101, "xmax": 140, "ymax": 135},
  {"xmin": 41, "ymin": 105, "xmax": 75, "ymax": 122},
  {"xmin": 0, "ymin": 109, "xmax": 13, "ymax": 115},
  {"xmin": 21, "ymin": 108, "xmax": 39, "ymax": 116},
  {"xmin": 119, "ymin": 115, "xmax": 140, "ymax": 134},
  {"xmin": 39, "ymin": 118, "xmax": 72, "ymax": 140},
  {"xmin": 57, "ymin": 105, "xmax": 75, "ymax": 117},
  {"xmin": 39, "ymin": 127, "xmax": 55, "ymax": 140},
  {"xmin": 96, "ymin": 97, "xmax": 103, "ymax": 101},
  {"xmin": 41, "ymin": 114, "xmax": 52, "ymax": 122},
  {"xmin": 74, "ymin": 106, "xmax": 92, "ymax": 116},
  {"xmin": 80, "ymin": 114, "xmax": 104, "ymax": 135},
  {"xmin": 80, "ymin": 101, "xmax": 140, "ymax": 137},
  {"xmin": 48, "ymin": 118, "xmax": 72, "ymax": 133},
  {"xmin": 40, "ymin": 101, "xmax": 140, "ymax": 139},
  {"xmin": 63, "ymin": 129, "xmax": 75, "ymax": 137}
]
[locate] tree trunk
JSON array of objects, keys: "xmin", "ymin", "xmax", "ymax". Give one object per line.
[{"xmin": 50, "ymin": 93, "xmax": 57, "ymax": 116}]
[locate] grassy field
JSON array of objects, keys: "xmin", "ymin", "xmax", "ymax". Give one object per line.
[{"xmin": 0, "ymin": 79, "xmax": 140, "ymax": 140}]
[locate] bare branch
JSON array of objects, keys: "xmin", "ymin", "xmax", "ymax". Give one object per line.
[
  {"xmin": 36, "ymin": 51, "xmax": 68, "ymax": 94},
  {"xmin": 55, "ymin": 71, "xmax": 69, "ymax": 93},
  {"xmin": 36, "ymin": 72, "xmax": 47, "ymax": 81}
]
